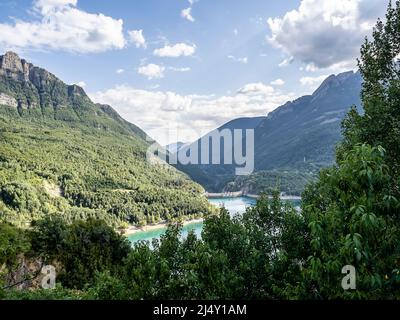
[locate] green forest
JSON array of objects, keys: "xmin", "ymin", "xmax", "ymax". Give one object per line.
[
  {"xmin": 0, "ymin": 116, "xmax": 214, "ymax": 227},
  {"xmin": 1, "ymin": 1, "xmax": 400, "ymax": 300}
]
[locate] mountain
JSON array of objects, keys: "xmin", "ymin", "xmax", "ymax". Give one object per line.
[
  {"xmin": 173, "ymin": 116, "xmax": 266, "ymax": 191},
  {"xmin": 254, "ymin": 71, "xmax": 362, "ymax": 170},
  {"xmin": 0, "ymin": 52, "xmax": 213, "ymax": 227},
  {"xmin": 217, "ymin": 116, "xmax": 266, "ymax": 131},
  {"xmin": 175, "ymin": 71, "xmax": 362, "ymax": 194},
  {"xmin": 0, "ymin": 52, "xmax": 149, "ymax": 139}
]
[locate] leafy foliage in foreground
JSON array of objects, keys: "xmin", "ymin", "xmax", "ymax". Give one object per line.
[
  {"xmin": 301, "ymin": 144, "xmax": 400, "ymax": 298},
  {"xmin": 2, "ymin": 170, "xmax": 397, "ymax": 300},
  {"xmin": 1, "ymin": 194, "xmax": 308, "ymax": 300},
  {"xmin": 299, "ymin": 1, "xmax": 400, "ymax": 298}
]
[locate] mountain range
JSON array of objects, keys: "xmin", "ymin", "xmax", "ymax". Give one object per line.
[
  {"xmin": 0, "ymin": 50, "xmax": 364, "ymax": 226},
  {"xmin": 174, "ymin": 71, "xmax": 362, "ymax": 194}
]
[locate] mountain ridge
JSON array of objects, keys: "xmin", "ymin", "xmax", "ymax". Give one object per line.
[
  {"xmin": 174, "ymin": 70, "xmax": 362, "ymax": 193},
  {"xmin": 0, "ymin": 51, "xmax": 150, "ymax": 140}
]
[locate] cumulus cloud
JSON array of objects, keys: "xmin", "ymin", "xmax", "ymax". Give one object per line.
[
  {"xmin": 237, "ymin": 83, "xmax": 274, "ymax": 95},
  {"xmin": 153, "ymin": 43, "xmax": 196, "ymax": 58},
  {"xmin": 0, "ymin": 0, "xmax": 125, "ymax": 53},
  {"xmin": 128, "ymin": 29, "xmax": 146, "ymax": 48},
  {"xmin": 228, "ymin": 55, "xmax": 248, "ymax": 64},
  {"xmin": 181, "ymin": 7, "xmax": 195, "ymax": 22},
  {"xmin": 267, "ymin": 0, "xmax": 388, "ymax": 70},
  {"xmin": 271, "ymin": 79, "xmax": 285, "ymax": 86},
  {"xmin": 116, "ymin": 69, "xmax": 124, "ymax": 74},
  {"xmin": 300, "ymin": 75, "xmax": 329, "ymax": 90},
  {"xmin": 138, "ymin": 63, "xmax": 165, "ymax": 79},
  {"xmin": 90, "ymin": 83, "xmax": 295, "ymax": 144}
]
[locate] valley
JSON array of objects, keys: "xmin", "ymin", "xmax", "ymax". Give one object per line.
[
  {"xmin": 0, "ymin": 52, "xmax": 214, "ymax": 229},
  {"xmin": 1, "ymin": 0, "xmax": 399, "ymax": 302},
  {"xmin": 0, "ymin": 51, "xmax": 361, "ymax": 231}
]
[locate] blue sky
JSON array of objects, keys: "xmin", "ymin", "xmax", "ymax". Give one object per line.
[{"xmin": 0, "ymin": 0, "xmax": 389, "ymax": 144}]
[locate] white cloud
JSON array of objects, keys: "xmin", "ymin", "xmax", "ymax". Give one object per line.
[
  {"xmin": 138, "ymin": 63, "xmax": 165, "ymax": 80},
  {"xmin": 267, "ymin": 0, "xmax": 388, "ymax": 70},
  {"xmin": 271, "ymin": 79, "xmax": 285, "ymax": 86},
  {"xmin": 233, "ymin": 29, "xmax": 238, "ymax": 36},
  {"xmin": 228, "ymin": 55, "xmax": 248, "ymax": 64},
  {"xmin": 116, "ymin": 69, "xmax": 124, "ymax": 74},
  {"xmin": 300, "ymin": 75, "xmax": 329, "ymax": 90},
  {"xmin": 237, "ymin": 83, "xmax": 274, "ymax": 95},
  {"xmin": 181, "ymin": 7, "xmax": 195, "ymax": 22},
  {"xmin": 35, "ymin": 0, "xmax": 77, "ymax": 13},
  {"xmin": 128, "ymin": 29, "xmax": 146, "ymax": 48},
  {"xmin": 0, "ymin": 0, "xmax": 125, "ymax": 53},
  {"xmin": 76, "ymin": 81, "xmax": 86, "ymax": 88},
  {"xmin": 90, "ymin": 83, "xmax": 295, "ymax": 144},
  {"xmin": 153, "ymin": 43, "xmax": 196, "ymax": 58}
]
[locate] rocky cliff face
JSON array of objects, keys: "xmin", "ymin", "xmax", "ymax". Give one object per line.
[
  {"xmin": 0, "ymin": 92, "xmax": 17, "ymax": 108},
  {"xmin": 0, "ymin": 51, "xmax": 32, "ymax": 82},
  {"xmin": 0, "ymin": 51, "xmax": 90, "ymax": 111},
  {"xmin": 0, "ymin": 51, "xmax": 148, "ymax": 138}
]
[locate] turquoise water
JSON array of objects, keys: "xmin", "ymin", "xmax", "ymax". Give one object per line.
[
  {"xmin": 127, "ymin": 196, "xmax": 300, "ymax": 245},
  {"xmin": 127, "ymin": 220, "xmax": 203, "ymax": 244},
  {"xmin": 208, "ymin": 196, "xmax": 256, "ymax": 215}
]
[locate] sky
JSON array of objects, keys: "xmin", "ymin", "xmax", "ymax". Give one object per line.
[{"xmin": 0, "ymin": 0, "xmax": 389, "ymax": 144}]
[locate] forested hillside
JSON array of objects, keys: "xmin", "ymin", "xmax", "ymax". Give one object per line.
[{"xmin": 0, "ymin": 52, "xmax": 213, "ymax": 228}]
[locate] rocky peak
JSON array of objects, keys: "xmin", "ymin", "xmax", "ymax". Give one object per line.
[
  {"xmin": 0, "ymin": 51, "xmax": 90, "ymax": 101},
  {"xmin": 0, "ymin": 51, "xmax": 31, "ymax": 81},
  {"xmin": 68, "ymin": 84, "xmax": 88, "ymax": 98},
  {"xmin": 312, "ymin": 71, "xmax": 361, "ymax": 100},
  {"xmin": 0, "ymin": 51, "xmax": 22, "ymax": 71}
]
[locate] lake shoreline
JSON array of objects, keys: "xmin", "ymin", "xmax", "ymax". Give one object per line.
[
  {"xmin": 123, "ymin": 195, "xmax": 301, "ymax": 238},
  {"xmin": 205, "ymin": 192, "xmax": 301, "ymax": 200},
  {"xmin": 123, "ymin": 218, "xmax": 204, "ymax": 236}
]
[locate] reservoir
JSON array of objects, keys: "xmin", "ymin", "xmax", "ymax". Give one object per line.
[{"xmin": 127, "ymin": 196, "xmax": 300, "ymax": 245}]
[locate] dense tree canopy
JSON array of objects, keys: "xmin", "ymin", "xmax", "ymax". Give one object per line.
[{"xmin": 0, "ymin": 114, "xmax": 214, "ymax": 228}]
